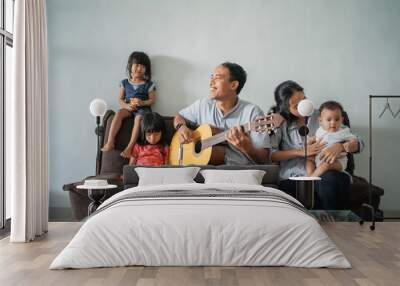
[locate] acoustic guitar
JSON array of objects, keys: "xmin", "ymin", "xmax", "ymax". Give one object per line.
[{"xmin": 168, "ymin": 114, "xmax": 284, "ymax": 166}]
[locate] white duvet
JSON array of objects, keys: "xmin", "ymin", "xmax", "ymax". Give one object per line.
[{"xmin": 50, "ymin": 183, "xmax": 350, "ymax": 269}]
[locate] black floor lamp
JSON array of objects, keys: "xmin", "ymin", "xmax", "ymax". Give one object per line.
[
  {"xmin": 89, "ymin": 99, "xmax": 107, "ymax": 175},
  {"xmin": 289, "ymin": 99, "xmax": 320, "ymax": 209}
]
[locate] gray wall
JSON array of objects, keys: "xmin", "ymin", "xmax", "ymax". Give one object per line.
[{"xmin": 47, "ymin": 0, "xmax": 400, "ymax": 214}]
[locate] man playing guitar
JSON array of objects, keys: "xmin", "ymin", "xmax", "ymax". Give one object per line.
[{"xmin": 173, "ymin": 62, "xmax": 271, "ymax": 165}]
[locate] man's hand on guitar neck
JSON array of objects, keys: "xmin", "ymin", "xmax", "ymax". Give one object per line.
[{"xmin": 178, "ymin": 125, "xmax": 194, "ymax": 144}]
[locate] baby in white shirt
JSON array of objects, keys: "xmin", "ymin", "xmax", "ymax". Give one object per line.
[{"xmin": 306, "ymin": 101, "xmax": 357, "ymax": 177}]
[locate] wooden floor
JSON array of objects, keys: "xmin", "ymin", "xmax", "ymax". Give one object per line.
[{"xmin": 0, "ymin": 222, "xmax": 399, "ymax": 286}]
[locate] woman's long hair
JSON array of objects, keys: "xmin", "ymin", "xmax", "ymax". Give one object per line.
[{"xmin": 271, "ymin": 80, "xmax": 304, "ymax": 123}]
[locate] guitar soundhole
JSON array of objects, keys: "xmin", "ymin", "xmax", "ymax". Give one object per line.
[{"xmin": 194, "ymin": 141, "xmax": 202, "ymax": 154}]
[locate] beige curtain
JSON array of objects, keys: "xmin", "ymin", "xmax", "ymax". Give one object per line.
[{"xmin": 9, "ymin": 0, "xmax": 49, "ymax": 242}]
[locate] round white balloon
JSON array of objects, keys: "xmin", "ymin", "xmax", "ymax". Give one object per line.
[
  {"xmin": 89, "ymin": 99, "xmax": 107, "ymax": 117},
  {"xmin": 297, "ymin": 99, "xmax": 315, "ymax": 117}
]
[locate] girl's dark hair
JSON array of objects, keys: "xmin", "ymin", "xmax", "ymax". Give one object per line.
[
  {"xmin": 319, "ymin": 100, "xmax": 344, "ymax": 115},
  {"xmin": 271, "ymin": 80, "xmax": 304, "ymax": 123},
  {"xmin": 126, "ymin": 51, "xmax": 152, "ymax": 80},
  {"xmin": 138, "ymin": 112, "xmax": 167, "ymax": 146}
]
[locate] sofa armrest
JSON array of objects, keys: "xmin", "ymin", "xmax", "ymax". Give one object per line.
[
  {"xmin": 63, "ymin": 173, "xmax": 123, "ymax": 194},
  {"xmin": 351, "ymin": 175, "xmax": 384, "ymax": 197},
  {"xmin": 63, "ymin": 173, "xmax": 124, "ymax": 220},
  {"xmin": 349, "ymin": 174, "xmax": 384, "ymax": 221},
  {"xmin": 96, "ymin": 110, "xmax": 116, "ymax": 175}
]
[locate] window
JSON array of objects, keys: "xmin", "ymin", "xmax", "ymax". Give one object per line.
[
  {"xmin": 1, "ymin": 0, "xmax": 14, "ymax": 230},
  {"xmin": 5, "ymin": 0, "xmax": 13, "ymax": 33}
]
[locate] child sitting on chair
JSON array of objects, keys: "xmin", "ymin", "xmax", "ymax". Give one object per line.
[
  {"xmin": 306, "ymin": 101, "xmax": 357, "ymax": 177},
  {"xmin": 129, "ymin": 112, "xmax": 170, "ymax": 166},
  {"xmin": 102, "ymin": 51, "xmax": 156, "ymax": 158}
]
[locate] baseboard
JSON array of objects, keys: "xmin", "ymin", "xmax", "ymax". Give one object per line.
[
  {"xmin": 382, "ymin": 209, "xmax": 400, "ymax": 219},
  {"xmin": 0, "ymin": 218, "xmax": 11, "ymax": 239},
  {"xmin": 49, "ymin": 207, "xmax": 77, "ymax": 222}
]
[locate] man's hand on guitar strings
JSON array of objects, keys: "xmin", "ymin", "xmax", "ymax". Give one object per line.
[
  {"xmin": 225, "ymin": 125, "xmax": 252, "ymax": 154},
  {"xmin": 178, "ymin": 125, "xmax": 194, "ymax": 144}
]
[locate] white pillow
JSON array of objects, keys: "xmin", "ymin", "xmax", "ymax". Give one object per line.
[
  {"xmin": 135, "ymin": 167, "xmax": 201, "ymax": 186},
  {"xmin": 200, "ymin": 169, "xmax": 266, "ymax": 185}
]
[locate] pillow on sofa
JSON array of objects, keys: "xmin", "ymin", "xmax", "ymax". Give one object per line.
[
  {"xmin": 135, "ymin": 167, "xmax": 201, "ymax": 186},
  {"xmin": 200, "ymin": 169, "xmax": 266, "ymax": 185}
]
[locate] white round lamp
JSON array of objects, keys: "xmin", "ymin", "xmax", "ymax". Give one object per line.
[
  {"xmin": 297, "ymin": 99, "xmax": 315, "ymax": 117},
  {"xmin": 90, "ymin": 99, "xmax": 107, "ymax": 118}
]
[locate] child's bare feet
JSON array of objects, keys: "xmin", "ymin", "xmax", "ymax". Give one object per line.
[
  {"xmin": 101, "ymin": 141, "xmax": 114, "ymax": 152},
  {"xmin": 120, "ymin": 145, "xmax": 133, "ymax": 158}
]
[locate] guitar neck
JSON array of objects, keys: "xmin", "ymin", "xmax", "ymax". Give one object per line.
[{"xmin": 201, "ymin": 123, "xmax": 251, "ymax": 149}]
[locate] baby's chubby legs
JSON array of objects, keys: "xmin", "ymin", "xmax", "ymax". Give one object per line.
[
  {"xmin": 311, "ymin": 160, "xmax": 343, "ymax": 177},
  {"xmin": 306, "ymin": 156, "xmax": 316, "ymax": 177},
  {"xmin": 120, "ymin": 114, "xmax": 143, "ymax": 158},
  {"xmin": 101, "ymin": 109, "xmax": 131, "ymax": 152}
]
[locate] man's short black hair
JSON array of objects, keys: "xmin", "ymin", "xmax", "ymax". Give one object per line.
[
  {"xmin": 319, "ymin": 101, "xmax": 344, "ymax": 115},
  {"xmin": 221, "ymin": 62, "xmax": 247, "ymax": 95}
]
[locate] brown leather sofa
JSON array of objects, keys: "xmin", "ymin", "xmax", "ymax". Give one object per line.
[{"xmin": 63, "ymin": 110, "xmax": 384, "ymax": 221}]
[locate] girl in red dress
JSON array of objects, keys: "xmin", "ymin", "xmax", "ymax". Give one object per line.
[{"xmin": 129, "ymin": 112, "xmax": 169, "ymax": 166}]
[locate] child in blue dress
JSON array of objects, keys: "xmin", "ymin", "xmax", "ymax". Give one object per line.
[{"xmin": 102, "ymin": 51, "xmax": 156, "ymax": 157}]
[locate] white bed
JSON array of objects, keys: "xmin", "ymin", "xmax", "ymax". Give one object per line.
[{"xmin": 50, "ymin": 183, "xmax": 350, "ymax": 269}]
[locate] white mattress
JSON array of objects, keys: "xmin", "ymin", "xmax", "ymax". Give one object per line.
[{"xmin": 50, "ymin": 183, "xmax": 350, "ymax": 269}]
